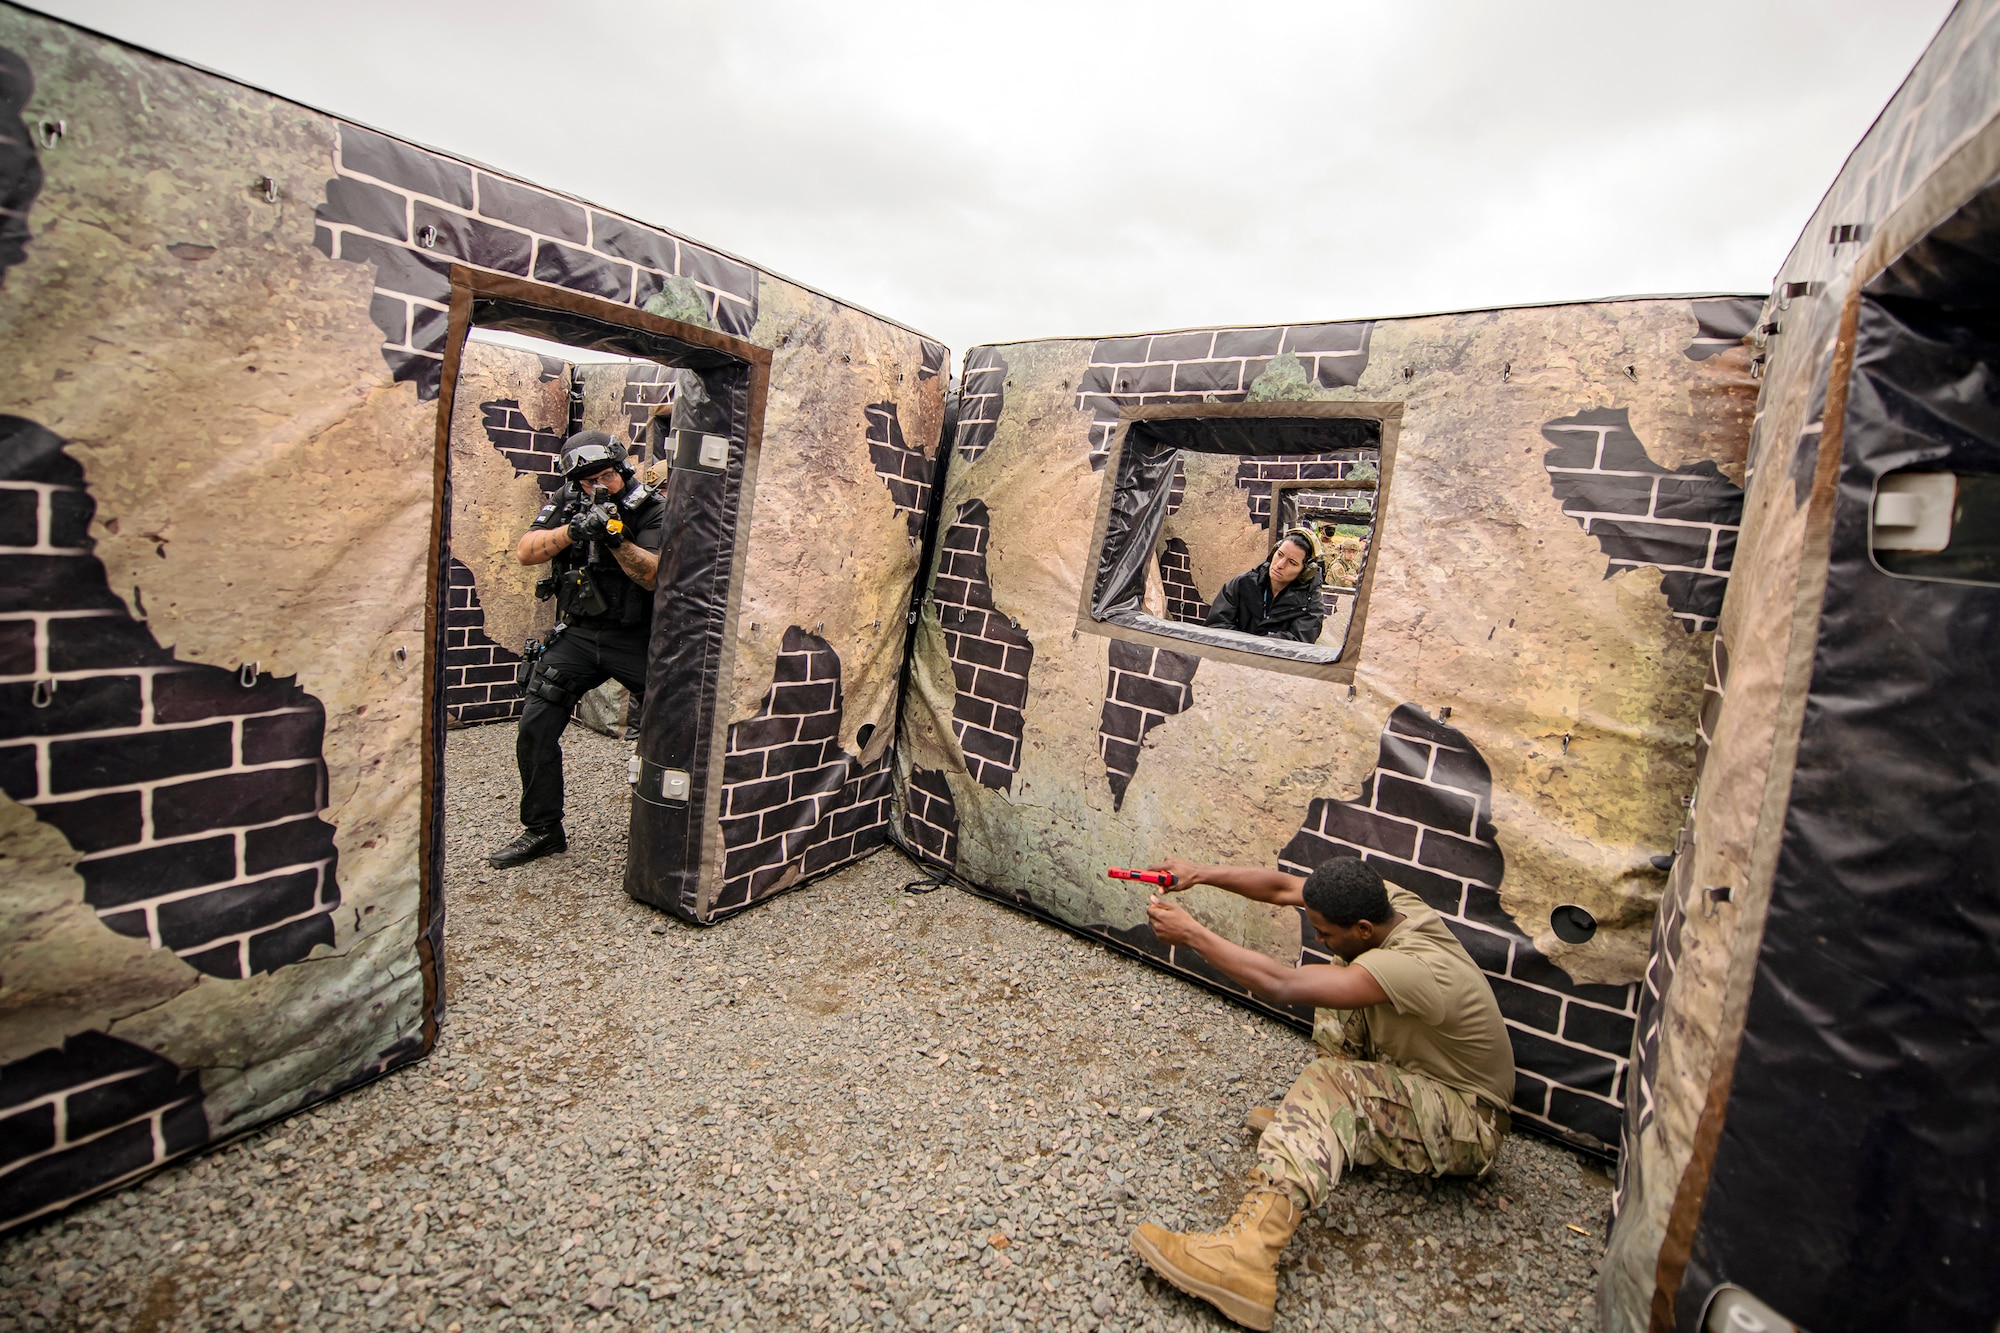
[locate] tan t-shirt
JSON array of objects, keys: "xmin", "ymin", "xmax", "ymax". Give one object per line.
[{"xmin": 1348, "ymin": 887, "xmax": 1515, "ymax": 1112}]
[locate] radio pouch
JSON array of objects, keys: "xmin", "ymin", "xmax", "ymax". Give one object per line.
[{"xmin": 556, "ymin": 568, "xmax": 610, "ymax": 621}]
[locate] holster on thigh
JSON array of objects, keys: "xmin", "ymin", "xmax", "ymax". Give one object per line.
[{"xmin": 526, "ymin": 659, "xmax": 591, "ymax": 710}]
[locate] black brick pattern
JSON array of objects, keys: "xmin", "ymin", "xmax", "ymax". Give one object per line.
[
  {"xmin": 1684, "ymin": 298, "xmax": 1760, "ymax": 361},
  {"xmin": 1157, "ymin": 538, "xmax": 1210, "ymax": 624},
  {"xmin": 0, "ymin": 1032, "xmax": 208, "ymax": 1231},
  {"xmin": 933, "ymin": 501, "xmax": 1035, "ymax": 791},
  {"xmin": 1278, "ymin": 704, "xmax": 1637, "ymax": 1151},
  {"xmin": 315, "ymin": 124, "xmax": 759, "ymax": 399},
  {"xmin": 443, "ymin": 559, "xmax": 524, "ymax": 725},
  {"xmin": 1076, "ymin": 323, "xmax": 1372, "ymax": 469},
  {"xmin": 1098, "ymin": 639, "xmax": 1199, "ymax": 810},
  {"xmin": 716, "ymin": 628, "xmax": 891, "ymax": 914},
  {"xmin": 479, "ymin": 397, "xmax": 569, "ymax": 494},
  {"xmin": 865, "ymin": 401, "xmax": 934, "ymax": 541},
  {"xmin": 1542, "ymin": 407, "xmax": 1744, "ymax": 632},
  {"xmin": 1292, "ymin": 489, "xmax": 1374, "ymax": 524},
  {"xmin": 1233, "ymin": 451, "xmax": 1376, "ymax": 530},
  {"xmin": 918, "ymin": 340, "xmax": 946, "ymax": 384},
  {"xmin": 954, "ymin": 348, "xmax": 1006, "ymax": 462},
  {"xmin": 902, "ymin": 765, "xmax": 959, "ymax": 869},
  {"xmin": 617, "ymin": 363, "xmax": 677, "ymax": 457},
  {"xmin": 1, "ymin": 417, "xmax": 342, "ymax": 980}
]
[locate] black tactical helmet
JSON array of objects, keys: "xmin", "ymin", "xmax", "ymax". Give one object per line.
[{"xmin": 559, "ymin": 430, "xmax": 623, "ymax": 482}]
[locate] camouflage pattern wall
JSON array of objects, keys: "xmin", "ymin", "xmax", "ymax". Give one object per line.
[
  {"xmin": 1602, "ymin": 3, "xmax": 2000, "ymax": 1329},
  {"xmin": 895, "ymin": 300, "xmax": 1758, "ymax": 1152},
  {"xmin": 0, "ymin": 3, "xmax": 942, "ymax": 1230}
]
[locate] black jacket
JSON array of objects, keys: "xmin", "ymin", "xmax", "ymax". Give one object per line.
[
  {"xmin": 1204, "ymin": 562, "xmax": 1326, "ymax": 643},
  {"xmin": 530, "ymin": 479, "xmax": 667, "ymax": 632}
]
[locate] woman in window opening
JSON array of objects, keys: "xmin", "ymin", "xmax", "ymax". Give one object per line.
[{"xmin": 1204, "ymin": 527, "xmax": 1326, "ymax": 643}]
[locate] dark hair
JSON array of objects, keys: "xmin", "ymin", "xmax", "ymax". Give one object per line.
[{"xmin": 1301, "ymin": 857, "xmax": 1392, "ymax": 926}]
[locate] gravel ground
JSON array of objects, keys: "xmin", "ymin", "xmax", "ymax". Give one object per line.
[{"xmin": 1, "ymin": 723, "xmax": 1610, "ymax": 1332}]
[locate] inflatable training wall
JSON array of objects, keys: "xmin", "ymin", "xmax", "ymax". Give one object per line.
[
  {"xmin": 0, "ymin": 3, "xmax": 941, "ymax": 1232},
  {"xmin": 1601, "ymin": 2, "xmax": 2000, "ymax": 1328},
  {"xmin": 893, "ymin": 301, "xmax": 1757, "ymax": 1156}
]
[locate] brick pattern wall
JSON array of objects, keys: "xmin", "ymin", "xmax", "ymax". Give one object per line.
[
  {"xmin": 314, "ymin": 123, "xmax": 759, "ymax": 399},
  {"xmin": 1164, "ymin": 457, "xmax": 1187, "ymax": 516},
  {"xmin": 1234, "ymin": 450, "xmax": 1376, "ymax": 530},
  {"xmin": 716, "ymin": 628, "xmax": 891, "ymax": 915},
  {"xmin": 479, "ymin": 397, "xmax": 570, "ymax": 495},
  {"xmin": 617, "ymin": 363, "xmax": 677, "ymax": 457},
  {"xmin": 954, "ymin": 347, "xmax": 1007, "ymax": 462},
  {"xmin": 901, "ymin": 765, "xmax": 959, "ymax": 869},
  {"xmin": 0, "ymin": 1032, "xmax": 209, "ymax": 1231},
  {"xmin": 1292, "ymin": 489, "xmax": 1374, "ymax": 525},
  {"xmin": 1542, "ymin": 407, "xmax": 1744, "ymax": 632},
  {"xmin": 866, "ymin": 401, "xmax": 934, "ymax": 540},
  {"xmin": 1097, "ymin": 639, "xmax": 1200, "ymax": 810},
  {"xmin": 932, "ymin": 501, "xmax": 1035, "ymax": 791},
  {"xmin": 1278, "ymin": 704, "xmax": 1637, "ymax": 1151},
  {"xmin": 918, "ymin": 340, "xmax": 946, "ymax": 384},
  {"xmin": 443, "ymin": 559, "xmax": 524, "ymax": 725},
  {"xmin": 1077, "ymin": 323, "xmax": 1373, "ymax": 469},
  {"xmin": 1, "ymin": 418, "xmax": 344, "ymax": 982},
  {"xmin": 1684, "ymin": 298, "xmax": 1760, "ymax": 361},
  {"xmin": 437, "ymin": 387, "xmax": 571, "ymax": 723},
  {"xmin": 1157, "ymin": 538, "xmax": 1210, "ymax": 624}
]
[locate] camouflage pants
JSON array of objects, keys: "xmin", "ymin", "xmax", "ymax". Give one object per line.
[{"xmin": 1256, "ymin": 1008, "xmax": 1505, "ymax": 1209}]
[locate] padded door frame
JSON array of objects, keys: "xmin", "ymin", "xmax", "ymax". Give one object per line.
[{"xmin": 420, "ymin": 266, "xmax": 771, "ymax": 1015}]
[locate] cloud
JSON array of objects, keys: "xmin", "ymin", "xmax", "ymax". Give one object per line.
[{"xmin": 32, "ymin": 0, "xmax": 1956, "ymax": 354}]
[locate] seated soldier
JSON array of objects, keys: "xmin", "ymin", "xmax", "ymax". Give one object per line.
[{"xmin": 1131, "ymin": 855, "xmax": 1514, "ymax": 1330}]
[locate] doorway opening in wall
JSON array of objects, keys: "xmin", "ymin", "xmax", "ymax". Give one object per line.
[
  {"xmin": 423, "ymin": 266, "xmax": 770, "ymax": 936},
  {"xmin": 1078, "ymin": 402, "xmax": 1401, "ymax": 683},
  {"xmin": 443, "ymin": 326, "xmax": 677, "ymax": 737}
]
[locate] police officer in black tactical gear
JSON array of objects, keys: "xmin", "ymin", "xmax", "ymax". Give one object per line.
[{"xmin": 487, "ymin": 430, "xmax": 667, "ymax": 869}]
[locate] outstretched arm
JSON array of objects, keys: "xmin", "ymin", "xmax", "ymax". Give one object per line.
[
  {"xmin": 1146, "ymin": 896, "xmax": 1388, "ymax": 1010},
  {"xmin": 518, "ymin": 526, "xmax": 571, "ymax": 566},
  {"xmin": 1148, "ymin": 856, "xmax": 1305, "ymax": 907}
]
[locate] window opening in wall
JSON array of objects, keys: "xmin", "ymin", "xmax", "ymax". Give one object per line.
[
  {"xmin": 1082, "ymin": 404, "xmax": 1398, "ymax": 681},
  {"xmin": 1273, "ymin": 472, "xmax": 1380, "ymax": 652}
]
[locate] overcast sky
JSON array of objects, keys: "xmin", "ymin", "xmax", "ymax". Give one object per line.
[{"xmin": 32, "ymin": 1, "xmax": 1957, "ymax": 353}]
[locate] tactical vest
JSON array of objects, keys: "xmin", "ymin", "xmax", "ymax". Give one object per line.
[{"xmin": 544, "ymin": 481, "xmax": 663, "ymax": 632}]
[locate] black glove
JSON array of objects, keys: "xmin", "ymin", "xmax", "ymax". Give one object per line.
[
  {"xmin": 595, "ymin": 504, "xmax": 626, "ymax": 549},
  {"xmin": 568, "ymin": 505, "xmax": 624, "ymax": 548}
]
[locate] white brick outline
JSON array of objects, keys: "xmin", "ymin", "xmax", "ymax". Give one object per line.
[
  {"xmin": 1282, "ymin": 709, "xmax": 1638, "ymax": 1146},
  {"xmin": 1541, "ymin": 417, "xmax": 1742, "ymax": 632},
  {"xmin": 0, "ymin": 1055, "xmax": 202, "ymax": 1232},
  {"xmin": 321, "ymin": 128, "xmax": 756, "ymax": 390},
  {"xmin": 1074, "ymin": 323, "xmax": 1372, "ymax": 468},
  {"xmin": 0, "ymin": 482, "xmax": 340, "ymax": 976}
]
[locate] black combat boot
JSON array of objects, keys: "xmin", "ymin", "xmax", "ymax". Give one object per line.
[{"xmin": 487, "ymin": 826, "xmax": 567, "ymax": 869}]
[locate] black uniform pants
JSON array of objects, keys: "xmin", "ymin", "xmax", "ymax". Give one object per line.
[{"xmin": 516, "ymin": 622, "xmax": 649, "ymax": 833}]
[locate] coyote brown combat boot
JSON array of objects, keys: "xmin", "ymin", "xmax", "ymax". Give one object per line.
[
  {"xmin": 1131, "ymin": 1169, "xmax": 1302, "ymax": 1330},
  {"xmin": 1245, "ymin": 1106, "xmax": 1275, "ymax": 1135}
]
